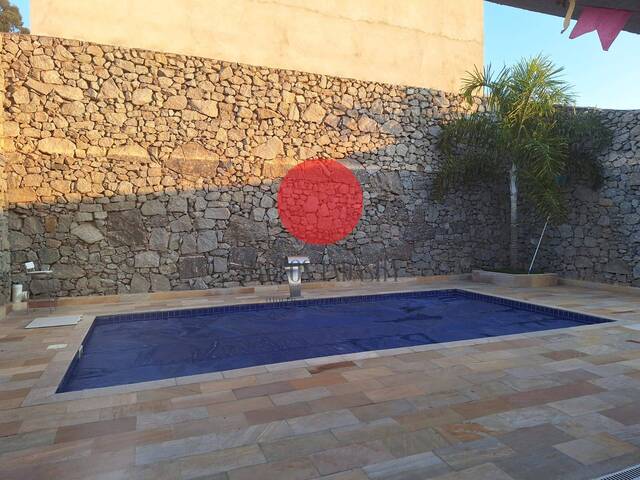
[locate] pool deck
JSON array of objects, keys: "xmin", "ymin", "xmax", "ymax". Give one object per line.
[{"xmin": 1, "ymin": 277, "xmax": 640, "ymax": 479}]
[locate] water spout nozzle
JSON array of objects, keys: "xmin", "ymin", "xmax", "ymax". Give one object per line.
[{"xmin": 286, "ymin": 256, "xmax": 310, "ymax": 298}]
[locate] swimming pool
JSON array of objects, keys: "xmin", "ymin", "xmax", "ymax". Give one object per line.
[{"xmin": 57, "ymin": 289, "xmax": 611, "ymax": 392}]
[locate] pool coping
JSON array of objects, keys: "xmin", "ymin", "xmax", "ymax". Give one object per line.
[{"xmin": 21, "ymin": 286, "xmax": 631, "ymax": 407}]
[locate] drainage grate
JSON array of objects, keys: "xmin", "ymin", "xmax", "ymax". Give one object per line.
[{"xmin": 595, "ymin": 464, "xmax": 640, "ymax": 480}]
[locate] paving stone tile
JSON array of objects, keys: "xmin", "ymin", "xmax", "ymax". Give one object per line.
[
  {"xmin": 591, "ymin": 374, "xmax": 640, "ymax": 391},
  {"xmin": 233, "ymin": 381, "xmax": 294, "ymax": 400},
  {"xmin": 477, "ymin": 405, "xmax": 571, "ymax": 432},
  {"xmin": 381, "ymin": 428, "xmax": 450, "ymax": 457},
  {"xmin": 555, "ymin": 412, "xmax": 627, "ymax": 438},
  {"xmin": 177, "ymin": 444, "xmax": 265, "ymax": 480},
  {"xmin": 310, "ymin": 441, "xmax": 394, "ymax": 475},
  {"xmin": 600, "ymin": 403, "xmax": 640, "ymax": 425},
  {"xmin": 576, "ymin": 362, "xmax": 632, "ymax": 378},
  {"xmin": 341, "ymin": 367, "xmax": 394, "ymax": 382},
  {"xmin": 458, "ymin": 380, "xmax": 518, "ymax": 400},
  {"xmin": 170, "ymin": 390, "xmax": 237, "ymax": 409},
  {"xmin": 451, "ymin": 397, "xmax": 513, "ymax": 419},
  {"xmin": 561, "ymin": 452, "xmax": 640, "ymax": 480},
  {"xmin": 270, "ymin": 387, "xmax": 331, "ymax": 406},
  {"xmin": 363, "ymin": 451, "xmax": 450, "ymax": 480},
  {"xmin": 309, "ymin": 469, "xmax": 368, "ymax": 480},
  {"xmin": 0, "ymin": 420, "xmax": 22, "ymax": 438},
  {"xmin": 505, "ymin": 381, "xmax": 603, "ymax": 409},
  {"xmin": 244, "ymin": 402, "xmax": 312, "ymax": 425},
  {"xmin": 414, "ymin": 375, "xmax": 473, "ymax": 393},
  {"xmin": 497, "ymin": 424, "xmax": 575, "ymax": 452},
  {"xmin": 328, "ymin": 379, "xmax": 384, "ymax": 396},
  {"xmin": 543, "ymin": 368, "xmax": 601, "ymax": 383},
  {"xmin": 407, "ymin": 391, "xmax": 473, "ymax": 410},
  {"xmin": 3, "ymin": 448, "xmax": 135, "ymax": 480},
  {"xmin": 332, "ymin": 418, "xmax": 404, "ymax": 445},
  {"xmin": 199, "ymin": 376, "xmax": 257, "ymax": 394},
  {"xmin": 228, "ymin": 457, "xmax": 318, "ymax": 480},
  {"xmin": 499, "ymin": 375, "xmax": 563, "ymax": 392},
  {"xmin": 136, "ymin": 407, "xmax": 209, "ymax": 430},
  {"xmin": 350, "ymin": 399, "xmax": 415, "ymax": 423},
  {"xmin": 208, "ymin": 396, "xmax": 274, "ymax": 418},
  {"xmin": 495, "ymin": 446, "xmax": 584, "ymax": 480},
  {"xmin": 171, "ymin": 414, "xmax": 249, "ymax": 439},
  {"xmin": 55, "ymin": 416, "xmax": 137, "ymax": 443},
  {"xmin": 395, "ymin": 407, "xmax": 464, "ymax": 431},
  {"xmin": 135, "ymin": 423, "xmax": 276, "ymax": 465},
  {"xmin": 394, "ymin": 351, "xmax": 444, "ymax": 363},
  {"xmin": 308, "ymin": 361, "xmax": 356, "ymax": 375},
  {"xmin": 434, "ymin": 437, "xmax": 515, "ymax": 470},
  {"xmin": 548, "ymin": 394, "xmax": 613, "ymax": 417},
  {"xmin": 136, "ymin": 384, "xmax": 202, "ymax": 403},
  {"xmin": 290, "ymin": 373, "xmax": 347, "ymax": 390},
  {"xmin": 505, "ymin": 366, "xmax": 556, "ymax": 379},
  {"xmin": 308, "ymin": 392, "xmax": 371, "ymax": 414},
  {"xmin": 287, "ymin": 409, "xmax": 360, "ymax": 435},
  {"xmin": 436, "ymin": 422, "xmax": 497, "ymax": 444},
  {"xmin": 91, "ymin": 428, "xmax": 174, "ymax": 454},
  {"xmin": 260, "ymin": 431, "xmax": 339, "ymax": 462},
  {"xmin": 554, "ymin": 433, "xmax": 637, "ymax": 465},
  {"xmin": 0, "ymin": 429, "xmax": 56, "ymax": 455},
  {"xmin": 591, "ymin": 390, "xmax": 639, "ymax": 408},
  {"xmin": 431, "ymin": 462, "xmax": 515, "ymax": 480},
  {"xmin": 364, "ymin": 384, "xmax": 424, "ymax": 403},
  {"xmin": 609, "ymin": 423, "xmax": 640, "ymax": 448},
  {"xmin": 545, "ymin": 360, "xmax": 593, "ymax": 374},
  {"xmin": 542, "ymin": 350, "xmax": 588, "ymax": 361}
]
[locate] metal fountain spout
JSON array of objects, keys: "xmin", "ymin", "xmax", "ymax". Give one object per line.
[{"xmin": 285, "ymin": 256, "xmax": 310, "ymax": 298}]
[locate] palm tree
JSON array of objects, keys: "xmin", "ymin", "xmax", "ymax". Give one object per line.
[{"xmin": 434, "ymin": 55, "xmax": 611, "ymax": 270}]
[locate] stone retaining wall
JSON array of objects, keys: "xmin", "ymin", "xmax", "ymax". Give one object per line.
[
  {"xmin": 0, "ymin": 35, "xmax": 10, "ymax": 317},
  {"xmin": 521, "ymin": 109, "xmax": 640, "ymax": 286},
  {"xmin": 1, "ymin": 34, "xmax": 509, "ymax": 298}
]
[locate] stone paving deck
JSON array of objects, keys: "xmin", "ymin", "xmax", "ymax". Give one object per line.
[{"xmin": 1, "ymin": 277, "xmax": 639, "ymax": 479}]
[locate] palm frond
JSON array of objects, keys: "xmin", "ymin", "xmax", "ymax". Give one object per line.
[
  {"xmin": 434, "ymin": 114, "xmax": 506, "ymax": 199},
  {"xmin": 506, "ymin": 55, "xmax": 575, "ymax": 132},
  {"xmin": 554, "ymin": 109, "xmax": 611, "ymax": 188},
  {"xmin": 460, "ymin": 64, "xmax": 510, "ymax": 113}
]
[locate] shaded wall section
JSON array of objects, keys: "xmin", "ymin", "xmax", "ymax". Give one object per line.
[
  {"xmin": 1, "ymin": 34, "xmax": 508, "ymax": 298},
  {"xmin": 521, "ymin": 109, "xmax": 640, "ymax": 286},
  {"xmin": 0, "ymin": 34, "xmax": 9, "ymax": 317},
  {"xmin": 30, "ymin": 0, "xmax": 483, "ymax": 93}
]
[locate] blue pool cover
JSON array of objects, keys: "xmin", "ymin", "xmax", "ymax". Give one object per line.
[{"xmin": 58, "ymin": 289, "xmax": 611, "ymax": 392}]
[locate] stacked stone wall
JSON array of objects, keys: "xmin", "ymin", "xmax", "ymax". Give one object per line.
[
  {"xmin": 0, "ymin": 34, "xmax": 10, "ymax": 316},
  {"xmin": 521, "ymin": 109, "xmax": 640, "ymax": 286},
  {"xmin": 1, "ymin": 34, "xmax": 509, "ymax": 297}
]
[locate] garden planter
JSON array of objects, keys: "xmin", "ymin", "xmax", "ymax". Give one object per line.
[{"xmin": 472, "ymin": 269, "xmax": 558, "ymax": 288}]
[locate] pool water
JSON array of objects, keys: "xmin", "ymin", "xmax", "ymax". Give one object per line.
[{"xmin": 57, "ymin": 289, "xmax": 611, "ymax": 392}]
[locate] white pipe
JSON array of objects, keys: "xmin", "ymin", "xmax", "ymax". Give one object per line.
[{"xmin": 528, "ymin": 217, "xmax": 550, "ymax": 274}]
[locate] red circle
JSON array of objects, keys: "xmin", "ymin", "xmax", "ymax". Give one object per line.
[{"xmin": 277, "ymin": 159, "xmax": 363, "ymax": 245}]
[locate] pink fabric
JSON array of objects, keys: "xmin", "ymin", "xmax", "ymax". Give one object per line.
[{"xmin": 569, "ymin": 6, "xmax": 632, "ymax": 51}]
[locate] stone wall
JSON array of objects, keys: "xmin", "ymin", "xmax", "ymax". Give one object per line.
[
  {"xmin": 1, "ymin": 34, "xmax": 509, "ymax": 298},
  {"xmin": 0, "ymin": 34, "xmax": 10, "ymax": 318},
  {"xmin": 521, "ymin": 109, "xmax": 640, "ymax": 286}
]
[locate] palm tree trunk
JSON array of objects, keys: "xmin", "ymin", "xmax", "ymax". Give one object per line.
[{"xmin": 509, "ymin": 163, "xmax": 519, "ymax": 270}]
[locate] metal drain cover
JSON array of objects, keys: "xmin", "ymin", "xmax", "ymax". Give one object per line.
[{"xmin": 595, "ymin": 464, "xmax": 640, "ymax": 480}]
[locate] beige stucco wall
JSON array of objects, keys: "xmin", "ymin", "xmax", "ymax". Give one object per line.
[{"xmin": 30, "ymin": 0, "xmax": 483, "ymax": 92}]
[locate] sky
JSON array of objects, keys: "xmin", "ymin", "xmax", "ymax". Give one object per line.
[
  {"xmin": 484, "ymin": 1, "xmax": 640, "ymax": 109},
  {"xmin": 10, "ymin": 0, "xmax": 640, "ymax": 109},
  {"xmin": 13, "ymin": 0, "xmax": 28, "ymax": 27}
]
